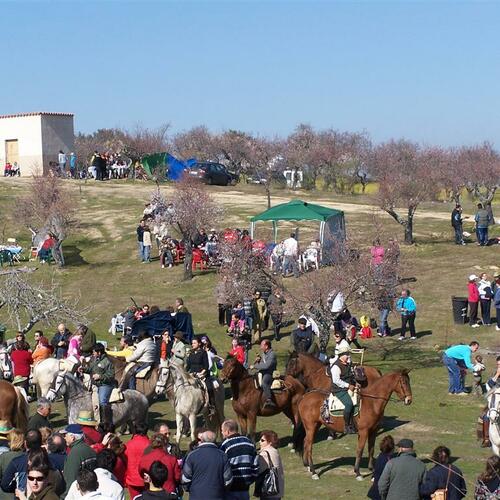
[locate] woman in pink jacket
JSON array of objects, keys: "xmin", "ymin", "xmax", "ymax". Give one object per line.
[
  {"xmin": 67, "ymin": 330, "xmax": 83, "ymax": 359},
  {"xmin": 468, "ymin": 274, "xmax": 480, "ymax": 328}
]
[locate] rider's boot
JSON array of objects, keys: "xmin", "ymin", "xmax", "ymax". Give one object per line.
[
  {"xmin": 344, "ymin": 412, "xmax": 357, "ymax": 434},
  {"xmin": 207, "ymin": 390, "xmax": 216, "ymax": 417},
  {"xmin": 482, "ymin": 418, "xmax": 491, "ymax": 447}
]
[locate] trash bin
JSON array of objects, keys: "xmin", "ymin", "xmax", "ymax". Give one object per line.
[{"xmin": 451, "ymin": 296, "xmax": 468, "ymax": 324}]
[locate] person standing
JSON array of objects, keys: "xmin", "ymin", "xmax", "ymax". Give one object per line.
[
  {"xmin": 251, "ymin": 291, "xmax": 267, "ymax": 344},
  {"xmin": 442, "ymin": 341, "xmax": 480, "ymax": 395},
  {"xmin": 377, "ymin": 287, "xmax": 393, "ymax": 337},
  {"xmin": 475, "ymin": 203, "xmax": 492, "ymax": 246},
  {"xmin": 494, "ymin": 274, "xmax": 500, "ymax": 332},
  {"xmin": 124, "ymin": 423, "xmax": 150, "ymax": 499},
  {"xmin": 290, "ymin": 318, "xmax": 314, "ymax": 354},
  {"xmin": 51, "ymin": 323, "xmax": 71, "ymax": 359},
  {"xmin": 377, "ymin": 438, "xmax": 426, "ymax": 500},
  {"xmin": 58, "ymin": 150, "xmax": 67, "ymax": 176},
  {"xmin": 451, "ymin": 204, "xmax": 466, "ymax": 245},
  {"xmin": 370, "ymin": 239, "xmax": 385, "ymax": 266},
  {"xmin": 10, "ymin": 333, "xmax": 32, "ymax": 394},
  {"xmin": 181, "ymin": 430, "xmax": 233, "ymax": 500},
  {"xmin": 467, "ymin": 274, "xmax": 480, "ymax": 328},
  {"xmin": 478, "ymin": 272, "xmax": 493, "ymax": 326},
  {"xmin": 420, "ymin": 445, "xmax": 466, "ymax": 500},
  {"xmin": 170, "ymin": 331, "xmax": 186, "ymax": 368},
  {"xmin": 367, "ymin": 435, "xmax": 395, "ymax": 500},
  {"xmin": 282, "ymin": 233, "xmax": 299, "ymax": 278},
  {"xmin": 142, "ymin": 226, "xmax": 152, "ymax": 263},
  {"xmin": 395, "ymin": 290, "xmax": 417, "ymax": 340},
  {"xmin": 81, "ymin": 343, "xmax": 115, "ymax": 425},
  {"xmin": 32, "ymin": 336, "xmax": 52, "ymax": 365},
  {"xmin": 28, "ymin": 398, "xmax": 52, "ymax": 432},
  {"xmin": 267, "ymin": 290, "xmax": 286, "ymax": 341},
  {"xmin": 137, "ymin": 220, "xmax": 146, "ymax": 262},
  {"xmin": 69, "ymin": 152, "xmax": 77, "ymax": 178},
  {"xmin": 255, "ymin": 430, "xmax": 284, "ymax": 500},
  {"xmin": 250, "ymin": 340, "xmax": 277, "ymax": 409},
  {"xmin": 220, "ymin": 419, "xmax": 258, "ymax": 500}
]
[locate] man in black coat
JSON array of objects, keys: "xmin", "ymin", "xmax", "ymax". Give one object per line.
[
  {"xmin": 451, "ymin": 204, "xmax": 465, "ymax": 245},
  {"xmin": 27, "ymin": 398, "xmax": 52, "ymax": 432}
]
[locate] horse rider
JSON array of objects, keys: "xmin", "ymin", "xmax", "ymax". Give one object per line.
[
  {"xmin": 291, "ymin": 318, "xmax": 314, "ymax": 354},
  {"xmin": 480, "ymin": 355, "xmax": 500, "ymax": 447},
  {"xmin": 186, "ymin": 337, "xmax": 216, "ymax": 416},
  {"xmin": 330, "ymin": 345, "xmax": 357, "ymax": 434},
  {"xmin": 170, "ymin": 332, "xmax": 187, "ymax": 368},
  {"xmin": 80, "ymin": 343, "xmax": 116, "ymax": 425},
  {"xmin": 106, "ymin": 335, "xmax": 135, "ymax": 359},
  {"xmin": 250, "ymin": 339, "xmax": 277, "ymax": 408},
  {"xmin": 121, "ymin": 330, "xmax": 157, "ymax": 390}
]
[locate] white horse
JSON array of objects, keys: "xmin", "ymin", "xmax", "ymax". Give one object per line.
[
  {"xmin": 32, "ymin": 358, "xmax": 61, "ymax": 396},
  {"xmin": 155, "ymin": 361, "xmax": 225, "ymax": 443},
  {"xmin": 0, "ymin": 348, "xmax": 12, "ymax": 381},
  {"xmin": 486, "ymin": 386, "xmax": 500, "ymax": 456}
]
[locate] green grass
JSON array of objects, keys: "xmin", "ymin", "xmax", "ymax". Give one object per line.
[{"xmin": 1, "ymin": 178, "xmax": 499, "ymax": 499}]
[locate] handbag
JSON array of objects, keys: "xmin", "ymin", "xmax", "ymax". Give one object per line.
[
  {"xmin": 254, "ymin": 451, "xmax": 280, "ymax": 497},
  {"xmin": 431, "ymin": 466, "xmax": 452, "ymax": 500}
]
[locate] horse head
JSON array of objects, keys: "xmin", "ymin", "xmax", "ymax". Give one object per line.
[
  {"xmin": 285, "ymin": 352, "xmax": 300, "ymax": 377},
  {"xmin": 0, "ymin": 350, "xmax": 12, "ymax": 381},
  {"xmin": 46, "ymin": 371, "xmax": 67, "ymax": 402},
  {"xmin": 220, "ymin": 356, "xmax": 244, "ymax": 383},
  {"xmin": 155, "ymin": 362, "xmax": 174, "ymax": 395},
  {"xmin": 395, "ymin": 369, "xmax": 413, "ymax": 406}
]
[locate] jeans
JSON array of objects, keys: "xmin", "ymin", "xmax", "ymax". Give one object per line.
[
  {"xmin": 469, "ymin": 301, "xmax": 478, "ymax": 326},
  {"xmin": 138, "ymin": 242, "xmax": 144, "ymax": 261},
  {"xmin": 443, "ymin": 354, "xmax": 463, "ymax": 393},
  {"xmin": 261, "ymin": 373, "xmax": 272, "ymax": 400},
  {"xmin": 98, "ymin": 385, "xmax": 114, "ymax": 406},
  {"xmin": 453, "ymin": 225, "xmax": 464, "ymax": 244},
  {"xmin": 160, "ymin": 250, "xmax": 173, "ymax": 266},
  {"xmin": 335, "ymin": 389, "xmax": 354, "ymax": 420},
  {"xmin": 127, "ymin": 362, "xmax": 152, "ymax": 390},
  {"xmin": 480, "ymin": 299, "xmax": 491, "ymax": 325},
  {"xmin": 225, "ymin": 491, "xmax": 250, "ymax": 500},
  {"xmin": 477, "ymin": 227, "xmax": 488, "ymax": 246},
  {"xmin": 143, "ymin": 245, "xmax": 151, "ymax": 262},
  {"xmin": 401, "ymin": 314, "xmax": 416, "ymax": 337},
  {"xmin": 379, "ymin": 309, "xmax": 390, "ymax": 335},
  {"xmin": 283, "ymin": 255, "xmax": 299, "ymax": 277}
]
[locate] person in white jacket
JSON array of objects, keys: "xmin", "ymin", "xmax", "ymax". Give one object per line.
[
  {"xmin": 121, "ymin": 331, "xmax": 157, "ymax": 390},
  {"xmin": 65, "ymin": 450, "xmax": 124, "ymax": 500}
]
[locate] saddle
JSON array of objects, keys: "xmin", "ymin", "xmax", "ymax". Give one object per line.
[
  {"xmin": 322, "ymin": 389, "xmax": 360, "ymax": 418},
  {"xmin": 123, "ymin": 362, "xmax": 152, "ymax": 379},
  {"xmin": 253, "ymin": 371, "xmax": 287, "ymax": 392},
  {"xmin": 91, "ymin": 387, "xmax": 124, "ymax": 424}
]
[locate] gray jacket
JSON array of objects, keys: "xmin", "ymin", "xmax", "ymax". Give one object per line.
[
  {"xmin": 378, "ymin": 451, "xmax": 426, "ymax": 500},
  {"xmin": 126, "ymin": 338, "xmax": 157, "ymax": 364},
  {"xmin": 253, "ymin": 349, "xmax": 277, "ymax": 375}
]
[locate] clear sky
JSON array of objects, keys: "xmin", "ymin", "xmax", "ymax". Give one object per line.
[{"xmin": 2, "ymin": 1, "xmax": 500, "ymax": 146}]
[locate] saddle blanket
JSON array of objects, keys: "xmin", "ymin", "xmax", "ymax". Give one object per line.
[
  {"xmin": 254, "ymin": 372, "xmax": 286, "ymax": 392},
  {"xmin": 136, "ymin": 365, "xmax": 152, "ymax": 379},
  {"xmin": 322, "ymin": 390, "xmax": 360, "ymax": 417}
]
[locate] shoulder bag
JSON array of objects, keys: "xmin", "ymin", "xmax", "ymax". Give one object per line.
[{"xmin": 431, "ymin": 466, "xmax": 451, "ymax": 500}]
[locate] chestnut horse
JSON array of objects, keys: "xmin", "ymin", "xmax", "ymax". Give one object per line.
[
  {"xmin": 0, "ymin": 380, "xmax": 29, "ymax": 432},
  {"xmin": 109, "ymin": 356, "xmax": 159, "ymax": 402},
  {"xmin": 220, "ymin": 357, "xmax": 305, "ymax": 441},
  {"xmin": 286, "ymin": 352, "xmax": 382, "ymax": 391},
  {"xmin": 293, "ymin": 369, "xmax": 412, "ymax": 480}
]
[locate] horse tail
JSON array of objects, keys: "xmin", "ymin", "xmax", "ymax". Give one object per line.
[
  {"xmin": 13, "ymin": 387, "xmax": 29, "ymax": 431},
  {"xmin": 292, "ymin": 418, "xmax": 306, "ymax": 456}
]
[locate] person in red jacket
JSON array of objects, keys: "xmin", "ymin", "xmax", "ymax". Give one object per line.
[
  {"xmin": 10, "ymin": 333, "xmax": 33, "ymax": 393},
  {"xmin": 228, "ymin": 338, "xmax": 245, "ymax": 365},
  {"xmin": 468, "ymin": 274, "xmax": 480, "ymax": 328},
  {"xmin": 139, "ymin": 433, "xmax": 181, "ymax": 495},
  {"xmin": 124, "ymin": 422, "xmax": 150, "ymax": 498}
]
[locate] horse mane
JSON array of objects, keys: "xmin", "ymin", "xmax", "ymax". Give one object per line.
[
  {"xmin": 367, "ymin": 369, "xmax": 408, "ymax": 389},
  {"xmin": 171, "ymin": 363, "xmax": 196, "ymax": 384}
]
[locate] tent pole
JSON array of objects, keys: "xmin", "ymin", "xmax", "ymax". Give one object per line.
[
  {"xmin": 250, "ymin": 222, "xmax": 255, "ymax": 239},
  {"xmin": 273, "ymin": 221, "xmax": 277, "ymax": 243},
  {"xmin": 319, "ymin": 221, "xmax": 325, "ymax": 244}
]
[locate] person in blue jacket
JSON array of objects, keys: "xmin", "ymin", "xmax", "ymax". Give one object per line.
[
  {"xmin": 443, "ymin": 341, "xmax": 480, "ymax": 395},
  {"xmin": 395, "ymin": 289, "xmax": 417, "ymax": 341},
  {"xmin": 420, "ymin": 446, "xmax": 466, "ymax": 500},
  {"xmin": 367, "ymin": 435, "xmax": 395, "ymax": 500}
]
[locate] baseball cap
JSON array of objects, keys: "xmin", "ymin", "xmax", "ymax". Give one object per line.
[
  {"xmin": 59, "ymin": 424, "xmax": 83, "ymax": 434},
  {"xmin": 396, "ymin": 438, "xmax": 414, "ymax": 449},
  {"xmin": 468, "ymin": 274, "xmax": 478, "ymax": 281}
]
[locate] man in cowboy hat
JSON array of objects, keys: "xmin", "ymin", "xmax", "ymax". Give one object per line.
[
  {"xmin": 75, "ymin": 411, "xmax": 102, "ymax": 446},
  {"xmin": 170, "ymin": 331, "xmax": 187, "ymax": 368},
  {"xmin": 330, "ymin": 344, "xmax": 357, "ymax": 434}
]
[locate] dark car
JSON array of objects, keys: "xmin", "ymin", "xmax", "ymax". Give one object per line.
[{"xmin": 188, "ymin": 162, "xmax": 239, "ymax": 186}]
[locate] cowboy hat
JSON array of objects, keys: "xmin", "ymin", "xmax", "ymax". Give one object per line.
[
  {"xmin": 76, "ymin": 410, "xmax": 98, "ymax": 427},
  {"xmin": 12, "ymin": 376, "xmax": 27, "ymax": 385},
  {"xmin": 0, "ymin": 421, "xmax": 13, "ymax": 435},
  {"xmin": 337, "ymin": 345, "xmax": 351, "ymax": 356},
  {"xmin": 173, "ymin": 331, "xmax": 184, "ymax": 340}
]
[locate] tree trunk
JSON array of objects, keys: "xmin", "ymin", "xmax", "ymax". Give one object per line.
[
  {"xmin": 183, "ymin": 243, "xmax": 193, "ymax": 281},
  {"xmin": 53, "ymin": 240, "xmax": 65, "ymax": 267},
  {"xmin": 404, "ymin": 208, "xmax": 415, "ymax": 245},
  {"xmin": 265, "ymin": 185, "xmax": 271, "ymax": 209}
]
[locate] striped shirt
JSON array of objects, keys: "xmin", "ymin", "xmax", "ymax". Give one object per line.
[{"xmin": 220, "ymin": 434, "xmax": 259, "ymax": 491}]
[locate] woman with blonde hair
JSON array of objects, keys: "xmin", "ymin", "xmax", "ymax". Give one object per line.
[
  {"xmin": 0, "ymin": 429, "xmax": 25, "ymax": 499},
  {"xmin": 255, "ymin": 430, "xmax": 284, "ymax": 500}
]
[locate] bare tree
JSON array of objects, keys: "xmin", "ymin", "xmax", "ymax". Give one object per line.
[
  {"xmin": 286, "ymin": 124, "xmax": 319, "ymax": 189},
  {"xmin": 122, "ymin": 124, "xmax": 170, "ymax": 163},
  {"xmin": 0, "ymin": 269, "xmax": 89, "ymax": 334},
  {"xmin": 15, "ymin": 175, "xmax": 77, "ymax": 266},
  {"xmin": 172, "ymin": 126, "xmax": 217, "ymax": 161},
  {"xmin": 371, "ymin": 140, "xmax": 441, "ymax": 244},
  {"xmin": 216, "ymin": 130, "xmax": 254, "ymax": 175}
]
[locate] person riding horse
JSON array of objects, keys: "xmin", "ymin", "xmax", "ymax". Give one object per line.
[
  {"xmin": 186, "ymin": 337, "xmax": 216, "ymax": 416},
  {"xmin": 250, "ymin": 339, "xmax": 277, "ymax": 408},
  {"xmin": 80, "ymin": 343, "xmax": 116, "ymax": 425},
  {"xmin": 120, "ymin": 331, "xmax": 157, "ymax": 390},
  {"xmin": 330, "ymin": 345, "xmax": 357, "ymax": 434}
]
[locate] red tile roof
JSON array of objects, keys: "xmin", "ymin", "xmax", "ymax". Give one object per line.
[{"xmin": 0, "ymin": 112, "xmax": 74, "ymax": 120}]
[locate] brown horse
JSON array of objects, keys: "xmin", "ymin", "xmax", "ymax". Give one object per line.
[
  {"xmin": 293, "ymin": 369, "xmax": 412, "ymax": 480},
  {"xmin": 0, "ymin": 380, "xmax": 29, "ymax": 432},
  {"xmin": 220, "ymin": 357, "xmax": 305, "ymax": 440},
  {"xmin": 109, "ymin": 357, "xmax": 159, "ymax": 401},
  {"xmin": 286, "ymin": 352, "xmax": 382, "ymax": 391}
]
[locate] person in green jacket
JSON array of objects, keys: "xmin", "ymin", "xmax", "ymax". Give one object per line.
[
  {"xmin": 60, "ymin": 424, "xmax": 96, "ymax": 499},
  {"xmin": 78, "ymin": 325, "xmax": 97, "ymax": 358},
  {"xmin": 80, "ymin": 343, "xmax": 116, "ymax": 425}
]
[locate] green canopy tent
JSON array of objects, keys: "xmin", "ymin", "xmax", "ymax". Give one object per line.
[{"xmin": 250, "ymin": 199, "xmax": 345, "ymax": 263}]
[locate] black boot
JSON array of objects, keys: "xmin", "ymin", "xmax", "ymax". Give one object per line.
[{"xmin": 344, "ymin": 413, "xmax": 356, "ymax": 434}]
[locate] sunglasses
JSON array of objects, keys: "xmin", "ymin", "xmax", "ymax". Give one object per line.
[{"xmin": 28, "ymin": 475, "xmax": 45, "ymax": 482}]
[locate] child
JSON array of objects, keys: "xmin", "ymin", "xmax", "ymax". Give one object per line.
[
  {"xmin": 228, "ymin": 338, "xmax": 245, "ymax": 365},
  {"xmin": 228, "ymin": 312, "xmax": 246, "ymax": 336}
]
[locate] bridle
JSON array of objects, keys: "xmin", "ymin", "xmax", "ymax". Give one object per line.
[
  {"xmin": 155, "ymin": 365, "xmax": 177, "ymax": 395},
  {"xmin": 0, "ymin": 351, "xmax": 12, "ymax": 380},
  {"xmin": 361, "ymin": 373, "xmax": 412, "ymax": 404}
]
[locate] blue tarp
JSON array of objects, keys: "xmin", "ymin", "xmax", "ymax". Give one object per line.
[
  {"xmin": 131, "ymin": 311, "xmax": 194, "ymax": 341},
  {"xmin": 167, "ymin": 154, "xmax": 197, "ymax": 181}
]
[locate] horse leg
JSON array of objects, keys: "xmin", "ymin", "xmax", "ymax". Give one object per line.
[
  {"xmin": 367, "ymin": 430, "xmax": 376, "ymax": 471},
  {"xmin": 175, "ymin": 413, "xmax": 183, "ymax": 444},
  {"xmin": 189, "ymin": 413, "xmax": 197, "ymax": 442},
  {"xmin": 247, "ymin": 413, "xmax": 257, "ymax": 442},
  {"xmin": 305, "ymin": 422, "xmax": 321, "ymax": 480},
  {"xmin": 354, "ymin": 429, "xmax": 368, "ymax": 479}
]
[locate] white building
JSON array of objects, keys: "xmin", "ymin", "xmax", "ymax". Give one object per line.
[{"xmin": 0, "ymin": 112, "xmax": 75, "ymax": 176}]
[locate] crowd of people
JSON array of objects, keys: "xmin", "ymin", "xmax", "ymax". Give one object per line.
[
  {"xmin": 451, "ymin": 203, "xmax": 499, "ymax": 246},
  {"xmin": 467, "ymin": 272, "xmax": 500, "ymax": 330},
  {"xmin": 3, "ymin": 162, "xmax": 21, "ymax": 177}
]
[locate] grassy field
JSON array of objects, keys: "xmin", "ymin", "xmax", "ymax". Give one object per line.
[{"xmin": 0, "ymin": 177, "xmax": 499, "ymax": 499}]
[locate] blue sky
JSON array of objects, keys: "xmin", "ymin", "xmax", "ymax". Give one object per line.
[{"xmin": 2, "ymin": 1, "xmax": 500, "ymax": 146}]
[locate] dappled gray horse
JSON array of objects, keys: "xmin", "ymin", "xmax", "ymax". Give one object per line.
[{"xmin": 47, "ymin": 372, "xmax": 148, "ymax": 428}]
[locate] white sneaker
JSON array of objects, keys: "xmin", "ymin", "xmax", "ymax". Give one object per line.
[
  {"xmin": 398, "ymin": 336, "xmax": 405, "ymax": 341},
  {"xmin": 168, "ymin": 264, "xmax": 173, "ymax": 268},
  {"xmin": 496, "ymin": 326, "xmax": 500, "ymax": 331},
  {"xmin": 471, "ymin": 324, "xmax": 480, "ymax": 328},
  {"xmin": 161, "ymin": 265, "xmax": 165, "ymax": 269},
  {"xmin": 410, "ymin": 336, "xmax": 417, "ymax": 340}
]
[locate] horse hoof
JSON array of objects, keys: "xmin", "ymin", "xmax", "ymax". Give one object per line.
[
  {"xmin": 356, "ymin": 475, "xmax": 363, "ymax": 481},
  {"xmin": 327, "ymin": 435, "xmax": 334, "ymax": 441},
  {"xmin": 311, "ymin": 474, "xmax": 320, "ymax": 480}
]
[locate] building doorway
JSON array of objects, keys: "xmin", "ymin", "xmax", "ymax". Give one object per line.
[{"xmin": 5, "ymin": 139, "xmax": 19, "ymax": 166}]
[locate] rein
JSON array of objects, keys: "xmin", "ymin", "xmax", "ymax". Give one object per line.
[{"xmin": 360, "ymin": 375, "xmax": 410, "ymax": 403}]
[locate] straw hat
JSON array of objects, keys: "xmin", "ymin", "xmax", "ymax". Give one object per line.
[
  {"xmin": 0, "ymin": 420, "xmax": 13, "ymax": 435},
  {"xmin": 75, "ymin": 410, "xmax": 98, "ymax": 427},
  {"xmin": 12, "ymin": 376, "xmax": 27, "ymax": 386},
  {"xmin": 337, "ymin": 345, "xmax": 351, "ymax": 356}
]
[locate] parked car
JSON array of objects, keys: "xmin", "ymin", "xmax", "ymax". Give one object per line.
[
  {"xmin": 246, "ymin": 173, "xmax": 267, "ymax": 184},
  {"xmin": 188, "ymin": 162, "xmax": 239, "ymax": 186}
]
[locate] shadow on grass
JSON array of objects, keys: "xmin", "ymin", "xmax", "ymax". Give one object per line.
[
  {"xmin": 379, "ymin": 415, "xmax": 411, "ymax": 433},
  {"xmin": 64, "ymin": 244, "xmax": 89, "ymax": 266}
]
